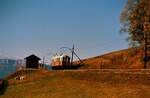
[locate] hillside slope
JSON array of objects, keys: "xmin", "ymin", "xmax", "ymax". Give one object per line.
[
  {"xmin": 1, "ymin": 69, "xmax": 150, "ymax": 98},
  {"xmin": 79, "ymin": 48, "xmax": 145, "ymax": 69}
]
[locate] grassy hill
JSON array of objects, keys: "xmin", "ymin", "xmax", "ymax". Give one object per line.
[
  {"xmin": 1, "ymin": 69, "xmax": 150, "ymax": 98},
  {"xmin": 1, "ymin": 48, "xmax": 150, "ymax": 98},
  {"xmin": 78, "ymin": 48, "xmax": 145, "ymax": 69}
]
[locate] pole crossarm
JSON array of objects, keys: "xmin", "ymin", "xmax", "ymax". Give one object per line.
[{"xmin": 60, "ymin": 45, "xmax": 82, "ymax": 65}]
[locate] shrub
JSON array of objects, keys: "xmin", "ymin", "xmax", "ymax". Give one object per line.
[
  {"xmin": 0, "ymin": 80, "xmax": 8, "ymax": 95},
  {"xmin": 128, "ymin": 48, "xmax": 138, "ymax": 57}
]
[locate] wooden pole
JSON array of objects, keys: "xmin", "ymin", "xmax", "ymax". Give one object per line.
[
  {"xmin": 43, "ymin": 56, "xmax": 45, "ymax": 68},
  {"xmin": 71, "ymin": 44, "xmax": 74, "ymax": 66},
  {"xmin": 144, "ymin": 32, "xmax": 148, "ymax": 68}
]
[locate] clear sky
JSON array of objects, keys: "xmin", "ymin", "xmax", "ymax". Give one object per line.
[{"xmin": 0, "ymin": 0, "xmax": 128, "ymax": 62}]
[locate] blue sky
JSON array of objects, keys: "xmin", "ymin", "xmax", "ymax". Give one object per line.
[{"xmin": 0, "ymin": 0, "xmax": 128, "ymax": 61}]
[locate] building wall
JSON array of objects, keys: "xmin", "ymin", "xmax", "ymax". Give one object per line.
[
  {"xmin": 51, "ymin": 56, "xmax": 70, "ymax": 66},
  {"xmin": 26, "ymin": 60, "xmax": 39, "ymax": 69}
]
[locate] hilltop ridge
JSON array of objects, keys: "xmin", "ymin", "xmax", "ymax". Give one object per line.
[{"xmin": 78, "ymin": 48, "xmax": 145, "ymax": 69}]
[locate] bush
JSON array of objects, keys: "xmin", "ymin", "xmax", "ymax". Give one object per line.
[
  {"xmin": 0, "ymin": 80, "xmax": 8, "ymax": 95},
  {"xmin": 128, "ymin": 48, "xmax": 138, "ymax": 57}
]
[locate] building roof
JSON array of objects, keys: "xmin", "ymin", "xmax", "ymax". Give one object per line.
[
  {"xmin": 25, "ymin": 54, "xmax": 41, "ymax": 60},
  {"xmin": 52, "ymin": 54, "xmax": 70, "ymax": 60}
]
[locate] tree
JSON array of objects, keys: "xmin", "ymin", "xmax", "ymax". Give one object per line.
[
  {"xmin": 120, "ymin": 0, "xmax": 150, "ymax": 47},
  {"xmin": 120, "ymin": 0, "xmax": 150, "ymax": 68}
]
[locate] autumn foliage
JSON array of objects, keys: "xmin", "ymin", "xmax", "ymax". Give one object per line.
[{"xmin": 120, "ymin": 0, "xmax": 150, "ymax": 47}]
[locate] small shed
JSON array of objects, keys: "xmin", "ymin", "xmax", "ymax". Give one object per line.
[{"xmin": 25, "ymin": 54, "xmax": 41, "ymax": 69}]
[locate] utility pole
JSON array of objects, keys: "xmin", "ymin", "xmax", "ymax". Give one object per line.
[
  {"xmin": 143, "ymin": 0, "xmax": 150, "ymax": 68},
  {"xmin": 60, "ymin": 44, "xmax": 82, "ymax": 66},
  {"xmin": 144, "ymin": 22, "xmax": 150, "ymax": 68},
  {"xmin": 71, "ymin": 44, "xmax": 74, "ymax": 66},
  {"xmin": 144, "ymin": 31, "xmax": 148, "ymax": 68},
  {"xmin": 42, "ymin": 56, "xmax": 45, "ymax": 68}
]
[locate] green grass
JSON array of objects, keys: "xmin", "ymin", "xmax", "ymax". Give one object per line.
[{"xmin": 1, "ymin": 70, "xmax": 150, "ymax": 98}]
